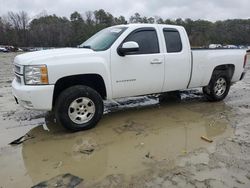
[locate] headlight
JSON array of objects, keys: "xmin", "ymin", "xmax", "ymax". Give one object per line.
[{"xmin": 24, "ymin": 65, "xmax": 49, "ymax": 85}]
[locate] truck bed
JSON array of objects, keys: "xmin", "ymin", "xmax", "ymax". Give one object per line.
[{"xmin": 188, "ymin": 49, "xmax": 246, "ymax": 88}]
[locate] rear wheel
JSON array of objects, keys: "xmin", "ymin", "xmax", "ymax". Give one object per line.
[
  {"xmin": 203, "ymin": 71, "xmax": 231, "ymax": 102},
  {"xmin": 55, "ymin": 85, "xmax": 103, "ymax": 131}
]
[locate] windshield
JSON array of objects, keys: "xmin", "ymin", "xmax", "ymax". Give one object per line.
[{"xmin": 79, "ymin": 26, "xmax": 127, "ymax": 51}]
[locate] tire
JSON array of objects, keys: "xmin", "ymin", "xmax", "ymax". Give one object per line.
[
  {"xmin": 55, "ymin": 85, "xmax": 104, "ymax": 131},
  {"xmin": 202, "ymin": 71, "xmax": 231, "ymax": 102}
]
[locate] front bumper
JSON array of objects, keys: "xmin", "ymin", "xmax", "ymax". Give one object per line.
[{"xmin": 12, "ymin": 79, "xmax": 54, "ymax": 111}]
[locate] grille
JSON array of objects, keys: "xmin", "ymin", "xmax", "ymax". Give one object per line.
[{"xmin": 14, "ymin": 64, "xmax": 22, "ymax": 74}]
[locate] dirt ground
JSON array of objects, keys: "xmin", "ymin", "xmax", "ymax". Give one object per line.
[{"xmin": 0, "ymin": 52, "xmax": 250, "ymax": 188}]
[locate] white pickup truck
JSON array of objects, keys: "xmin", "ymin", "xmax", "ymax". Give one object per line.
[{"xmin": 12, "ymin": 24, "xmax": 248, "ymax": 131}]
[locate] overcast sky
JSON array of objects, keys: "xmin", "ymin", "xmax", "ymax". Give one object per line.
[{"xmin": 1, "ymin": 0, "xmax": 250, "ymax": 21}]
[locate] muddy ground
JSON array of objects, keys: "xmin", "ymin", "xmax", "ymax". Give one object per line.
[{"xmin": 0, "ymin": 52, "xmax": 250, "ymax": 188}]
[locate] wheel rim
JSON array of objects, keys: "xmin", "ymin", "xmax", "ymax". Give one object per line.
[
  {"xmin": 68, "ymin": 97, "xmax": 95, "ymax": 124},
  {"xmin": 214, "ymin": 77, "xmax": 227, "ymax": 97}
]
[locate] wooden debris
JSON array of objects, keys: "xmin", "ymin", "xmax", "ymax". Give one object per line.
[{"xmin": 201, "ymin": 136, "xmax": 213, "ymax": 143}]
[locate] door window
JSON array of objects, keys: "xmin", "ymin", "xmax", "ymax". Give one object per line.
[
  {"xmin": 123, "ymin": 29, "xmax": 159, "ymax": 55},
  {"xmin": 163, "ymin": 29, "xmax": 182, "ymax": 53}
]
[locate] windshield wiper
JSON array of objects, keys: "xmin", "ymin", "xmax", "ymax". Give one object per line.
[{"xmin": 80, "ymin": 45, "xmax": 91, "ymax": 49}]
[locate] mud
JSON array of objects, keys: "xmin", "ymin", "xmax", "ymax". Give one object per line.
[
  {"xmin": 32, "ymin": 173, "xmax": 83, "ymax": 188},
  {"xmin": 0, "ymin": 52, "xmax": 250, "ymax": 188}
]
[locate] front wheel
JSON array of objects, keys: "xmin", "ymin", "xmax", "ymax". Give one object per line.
[
  {"xmin": 55, "ymin": 85, "xmax": 104, "ymax": 131},
  {"xmin": 203, "ymin": 72, "xmax": 231, "ymax": 102}
]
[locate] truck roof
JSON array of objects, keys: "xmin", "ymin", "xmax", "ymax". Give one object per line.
[{"xmin": 112, "ymin": 23, "xmax": 184, "ymax": 30}]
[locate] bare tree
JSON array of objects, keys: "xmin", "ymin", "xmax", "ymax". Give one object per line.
[
  {"xmin": 7, "ymin": 11, "xmax": 29, "ymax": 46},
  {"xmin": 85, "ymin": 11, "xmax": 94, "ymax": 25},
  {"xmin": 7, "ymin": 11, "xmax": 29, "ymax": 30}
]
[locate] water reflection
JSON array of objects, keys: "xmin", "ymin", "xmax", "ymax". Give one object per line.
[{"xmin": 22, "ymin": 95, "xmax": 232, "ymax": 185}]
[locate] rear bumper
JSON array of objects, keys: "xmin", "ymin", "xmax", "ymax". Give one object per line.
[{"xmin": 12, "ymin": 79, "xmax": 54, "ymax": 111}]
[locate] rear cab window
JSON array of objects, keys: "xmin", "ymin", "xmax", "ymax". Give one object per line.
[{"xmin": 163, "ymin": 28, "xmax": 182, "ymax": 53}]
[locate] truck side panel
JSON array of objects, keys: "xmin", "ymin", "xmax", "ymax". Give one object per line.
[
  {"xmin": 189, "ymin": 49, "xmax": 246, "ymax": 88},
  {"xmin": 46, "ymin": 52, "xmax": 112, "ymax": 99}
]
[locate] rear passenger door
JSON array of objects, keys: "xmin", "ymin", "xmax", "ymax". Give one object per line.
[
  {"xmin": 111, "ymin": 27, "xmax": 165, "ymax": 98},
  {"xmin": 162, "ymin": 28, "xmax": 192, "ymax": 92}
]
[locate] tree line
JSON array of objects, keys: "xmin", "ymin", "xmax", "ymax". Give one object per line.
[{"xmin": 0, "ymin": 9, "xmax": 250, "ymax": 47}]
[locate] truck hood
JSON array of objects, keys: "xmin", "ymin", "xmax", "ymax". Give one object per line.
[{"xmin": 14, "ymin": 48, "xmax": 95, "ymax": 65}]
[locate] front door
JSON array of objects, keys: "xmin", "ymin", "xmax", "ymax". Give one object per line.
[{"xmin": 110, "ymin": 28, "xmax": 165, "ymax": 98}]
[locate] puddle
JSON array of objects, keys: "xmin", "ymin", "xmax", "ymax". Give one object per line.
[{"xmin": 0, "ymin": 98, "xmax": 233, "ymax": 187}]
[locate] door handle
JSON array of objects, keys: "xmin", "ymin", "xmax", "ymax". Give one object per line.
[{"xmin": 150, "ymin": 59, "xmax": 163, "ymax": 64}]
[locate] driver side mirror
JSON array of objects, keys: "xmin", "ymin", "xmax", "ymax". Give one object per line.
[{"xmin": 117, "ymin": 41, "xmax": 139, "ymax": 56}]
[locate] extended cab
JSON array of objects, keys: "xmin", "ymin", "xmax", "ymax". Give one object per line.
[{"xmin": 12, "ymin": 24, "xmax": 249, "ymax": 131}]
